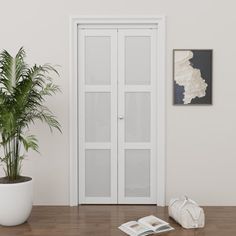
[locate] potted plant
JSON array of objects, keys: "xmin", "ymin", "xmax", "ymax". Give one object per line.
[{"xmin": 0, "ymin": 48, "xmax": 61, "ymax": 226}]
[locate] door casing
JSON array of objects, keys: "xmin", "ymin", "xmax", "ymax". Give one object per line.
[{"xmin": 69, "ymin": 16, "xmax": 166, "ymax": 206}]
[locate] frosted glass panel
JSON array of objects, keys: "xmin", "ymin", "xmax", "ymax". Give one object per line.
[
  {"xmin": 125, "ymin": 36, "xmax": 151, "ymax": 85},
  {"xmin": 85, "ymin": 93, "xmax": 111, "ymax": 142},
  {"xmin": 125, "ymin": 150, "xmax": 150, "ymax": 197},
  {"xmin": 125, "ymin": 92, "xmax": 150, "ymax": 142},
  {"xmin": 85, "ymin": 36, "xmax": 111, "ymax": 85},
  {"xmin": 85, "ymin": 150, "xmax": 111, "ymax": 197}
]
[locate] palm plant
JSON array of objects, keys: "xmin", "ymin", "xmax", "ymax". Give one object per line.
[{"xmin": 0, "ymin": 48, "xmax": 61, "ymax": 182}]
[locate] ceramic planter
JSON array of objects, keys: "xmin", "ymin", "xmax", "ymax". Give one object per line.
[{"xmin": 0, "ymin": 178, "xmax": 33, "ymax": 226}]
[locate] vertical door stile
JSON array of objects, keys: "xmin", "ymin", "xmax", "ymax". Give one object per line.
[
  {"xmin": 78, "ymin": 28, "xmax": 85, "ymax": 204},
  {"xmin": 150, "ymin": 28, "xmax": 157, "ymax": 204},
  {"xmin": 111, "ymin": 29, "xmax": 118, "ymax": 204},
  {"xmin": 117, "ymin": 29, "xmax": 125, "ymax": 204}
]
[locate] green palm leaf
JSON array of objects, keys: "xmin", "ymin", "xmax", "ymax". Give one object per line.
[{"xmin": 0, "ymin": 47, "xmax": 61, "ymax": 181}]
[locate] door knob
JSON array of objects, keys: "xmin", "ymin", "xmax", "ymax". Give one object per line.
[{"xmin": 118, "ymin": 116, "xmax": 124, "ymax": 120}]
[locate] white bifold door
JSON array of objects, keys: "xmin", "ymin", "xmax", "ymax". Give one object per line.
[{"xmin": 78, "ymin": 27, "xmax": 157, "ymax": 204}]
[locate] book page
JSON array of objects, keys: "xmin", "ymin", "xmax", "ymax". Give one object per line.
[
  {"xmin": 154, "ymin": 225, "xmax": 174, "ymax": 233},
  {"xmin": 138, "ymin": 215, "xmax": 168, "ymax": 231},
  {"xmin": 119, "ymin": 221, "xmax": 153, "ymax": 236}
]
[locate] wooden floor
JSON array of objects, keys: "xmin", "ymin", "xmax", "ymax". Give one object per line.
[{"xmin": 0, "ymin": 205, "xmax": 236, "ymax": 236}]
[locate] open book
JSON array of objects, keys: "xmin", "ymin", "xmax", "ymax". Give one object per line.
[{"xmin": 119, "ymin": 215, "xmax": 174, "ymax": 236}]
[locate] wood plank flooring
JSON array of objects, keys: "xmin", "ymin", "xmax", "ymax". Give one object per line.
[{"xmin": 0, "ymin": 205, "xmax": 235, "ymax": 236}]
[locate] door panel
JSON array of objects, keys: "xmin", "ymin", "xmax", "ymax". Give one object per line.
[
  {"xmin": 118, "ymin": 29, "xmax": 157, "ymax": 204},
  {"xmin": 85, "ymin": 149, "xmax": 111, "ymax": 197},
  {"xmin": 78, "ymin": 29, "xmax": 118, "ymax": 204},
  {"xmin": 125, "ymin": 36, "xmax": 151, "ymax": 85},
  {"xmin": 85, "ymin": 36, "xmax": 111, "ymax": 85},
  {"xmin": 85, "ymin": 92, "xmax": 111, "ymax": 142},
  {"xmin": 125, "ymin": 149, "xmax": 151, "ymax": 197},
  {"xmin": 125, "ymin": 92, "xmax": 151, "ymax": 143}
]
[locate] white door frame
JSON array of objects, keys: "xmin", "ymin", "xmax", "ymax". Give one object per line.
[{"xmin": 69, "ymin": 16, "xmax": 166, "ymax": 206}]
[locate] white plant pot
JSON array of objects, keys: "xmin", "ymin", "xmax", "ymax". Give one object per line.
[{"xmin": 0, "ymin": 179, "xmax": 33, "ymax": 226}]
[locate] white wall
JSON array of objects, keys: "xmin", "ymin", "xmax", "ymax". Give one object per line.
[{"xmin": 0, "ymin": 0, "xmax": 236, "ymax": 205}]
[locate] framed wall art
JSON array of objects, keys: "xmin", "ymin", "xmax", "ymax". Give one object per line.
[{"xmin": 173, "ymin": 49, "xmax": 213, "ymax": 105}]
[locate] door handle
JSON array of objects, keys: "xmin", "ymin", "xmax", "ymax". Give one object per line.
[{"xmin": 118, "ymin": 116, "xmax": 124, "ymax": 120}]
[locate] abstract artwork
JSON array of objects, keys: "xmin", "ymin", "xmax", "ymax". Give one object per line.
[{"xmin": 173, "ymin": 49, "xmax": 212, "ymax": 105}]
